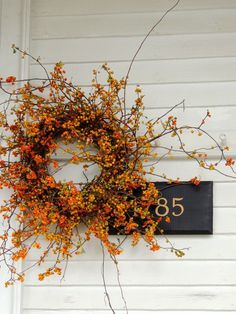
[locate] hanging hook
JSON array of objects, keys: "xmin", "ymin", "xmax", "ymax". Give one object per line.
[{"xmin": 219, "ymin": 133, "xmax": 227, "ymax": 148}]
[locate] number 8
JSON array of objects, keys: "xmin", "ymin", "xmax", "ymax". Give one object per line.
[{"xmin": 155, "ymin": 197, "xmax": 169, "ymax": 217}]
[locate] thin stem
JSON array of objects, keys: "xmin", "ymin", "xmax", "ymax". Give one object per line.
[{"xmin": 123, "ymin": 0, "xmax": 181, "ymax": 107}]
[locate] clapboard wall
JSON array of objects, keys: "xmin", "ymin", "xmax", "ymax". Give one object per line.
[
  {"xmin": 21, "ymin": 0, "xmax": 236, "ymax": 313},
  {"xmin": 0, "ymin": 1, "xmax": 30, "ymax": 313}
]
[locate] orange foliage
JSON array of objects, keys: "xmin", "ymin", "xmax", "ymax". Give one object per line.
[
  {"xmin": 0, "ymin": 62, "xmax": 162, "ymax": 285},
  {"xmin": 0, "ymin": 52, "xmax": 235, "ymax": 286}
]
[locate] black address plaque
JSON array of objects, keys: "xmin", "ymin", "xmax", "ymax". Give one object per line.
[{"xmin": 109, "ymin": 181, "xmax": 213, "ymax": 235}]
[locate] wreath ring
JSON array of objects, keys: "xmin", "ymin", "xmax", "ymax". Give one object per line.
[{"xmin": 0, "ymin": 62, "xmax": 160, "ymax": 284}]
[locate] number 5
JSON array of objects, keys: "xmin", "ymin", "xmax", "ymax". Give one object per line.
[{"xmin": 172, "ymin": 197, "xmax": 184, "ymax": 216}]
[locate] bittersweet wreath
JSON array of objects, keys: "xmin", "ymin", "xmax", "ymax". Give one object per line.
[
  {"xmin": 1, "ymin": 49, "xmax": 235, "ymax": 288},
  {"xmin": 0, "ymin": 58, "xmax": 168, "ymax": 284},
  {"xmin": 0, "ymin": 2, "xmax": 235, "ymax": 303}
]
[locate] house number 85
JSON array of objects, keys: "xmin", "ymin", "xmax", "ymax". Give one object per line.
[{"xmin": 155, "ymin": 197, "xmax": 184, "ymax": 217}]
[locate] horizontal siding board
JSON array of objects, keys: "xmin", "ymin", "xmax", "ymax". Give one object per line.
[
  {"xmin": 212, "ymin": 207, "xmax": 236, "ymax": 233},
  {"xmin": 31, "ymin": 33, "xmax": 236, "ymax": 64},
  {"xmin": 23, "ymin": 311, "xmax": 236, "ymax": 314},
  {"xmin": 31, "ymin": 10, "xmax": 236, "ymax": 39},
  {"xmin": 31, "ymin": 0, "xmax": 236, "ymax": 16},
  {"xmin": 214, "ymin": 182, "xmax": 236, "ymax": 207},
  {"xmin": 26, "ymin": 234, "xmax": 236, "ymax": 261},
  {"xmin": 23, "ymin": 260, "xmax": 236, "ymax": 286},
  {"xmin": 50, "ymin": 105, "xmax": 236, "ymax": 162},
  {"xmin": 145, "ymin": 160, "xmax": 236, "ymax": 182},
  {"xmin": 23, "ymin": 286, "xmax": 236, "ymax": 310},
  {"xmin": 26, "ymin": 82, "xmax": 236, "ymax": 110},
  {"xmin": 30, "ymin": 57, "xmax": 236, "ymax": 85},
  {"xmin": 124, "ymin": 82, "xmax": 236, "ymax": 108},
  {"xmin": 50, "ymin": 158, "xmax": 236, "ymax": 183},
  {"xmin": 29, "ymin": 82, "xmax": 236, "ymax": 109}
]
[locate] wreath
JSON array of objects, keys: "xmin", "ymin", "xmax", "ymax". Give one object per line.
[{"xmin": 0, "ymin": 59, "xmax": 167, "ymax": 284}]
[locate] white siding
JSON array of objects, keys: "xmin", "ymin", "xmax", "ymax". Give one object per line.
[
  {"xmin": 22, "ymin": 0, "xmax": 236, "ymax": 313},
  {"xmin": 0, "ymin": 1, "xmax": 30, "ymax": 313}
]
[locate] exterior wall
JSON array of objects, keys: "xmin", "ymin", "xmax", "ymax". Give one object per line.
[
  {"xmin": 1, "ymin": 0, "xmax": 236, "ymax": 313},
  {"xmin": 0, "ymin": 1, "xmax": 30, "ymax": 313}
]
